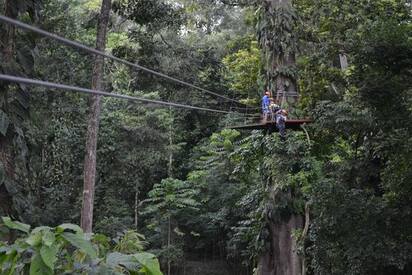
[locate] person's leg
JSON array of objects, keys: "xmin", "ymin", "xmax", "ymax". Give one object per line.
[
  {"xmin": 279, "ymin": 123, "xmax": 286, "ymax": 140},
  {"xmin": 263, "ymin": 108, "xmax": 269, "ymax": 122}
]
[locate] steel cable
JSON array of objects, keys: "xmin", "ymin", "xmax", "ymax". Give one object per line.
[
  {"xmin": 0, "ymin": 15, "xmax": 256, "ymax": 109},
  {"xmin": 0, "ymin": 74, "xmax": 260, "ymax": 117}
]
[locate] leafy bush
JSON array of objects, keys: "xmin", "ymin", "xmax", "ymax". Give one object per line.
[{"xmin": 0, "ymin": 217, "xmax": 163, "ymax": 275}]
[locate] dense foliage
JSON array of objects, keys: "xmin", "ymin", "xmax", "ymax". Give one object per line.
[
  {"xmin": 0, "ymin": 217, "xmax": 162, "ymax": 274},
  {"xmin": 1, "ymin": 0, "xmax": 411, "ymax": 274}
]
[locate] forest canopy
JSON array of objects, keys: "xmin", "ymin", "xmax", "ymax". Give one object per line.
[{"xmin": 0, "ymin": 0, "xmax": 411, "ymax": 274}]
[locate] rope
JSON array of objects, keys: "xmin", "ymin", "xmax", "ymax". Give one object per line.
[
  {"xmin": 300, "ymin": 123, "xmax": 312, "ymax": 146},
  {"xmin": 0, "ymin": 74, "xmax": 259, "ymax": 115},
  {"xmin": 0, "ymin": 15, "xmax": 253, "ymax": 108}
]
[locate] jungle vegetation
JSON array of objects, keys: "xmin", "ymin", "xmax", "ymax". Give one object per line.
[{"xmin": 0, "ymin": 0, "xmax": 411, "ymax": 274}]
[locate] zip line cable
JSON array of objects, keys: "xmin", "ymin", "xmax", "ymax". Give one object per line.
[
  {"xmin": 0, "ymin": 74, "xmax": 259, "ymax": 116},
  {"xmin": 0, "ymin": 15, "xmax": 255, "ymax": 109},
  {"xmin": 230, "ymin": 105, "xmax": 260, "ymax": 111}
]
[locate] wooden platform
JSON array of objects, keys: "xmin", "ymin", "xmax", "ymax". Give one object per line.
[{"xmin": 228, "ymin": 119, "xmax": 312, "ymax": 131}]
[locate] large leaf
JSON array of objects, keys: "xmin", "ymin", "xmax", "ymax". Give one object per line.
[
  {"xmin": 40, "ymin": 244, "xmax": 58, "ymax": 270},
  {"xmin": 62, "ymin": 232, "xmax": 97, "ymax": 259},
  {"xmin": 30, "ymin": 253, "xmax": 53, "ymax": 275},
  {"xmin": 41, "ymin": 230, "xmax": 55, "ymax": 247},
  {"xmin": 26, "ymin": 232, "xmax": 42, "ymax": 247},
  {"xmin": 0, "ymin": 109, "xmax": 9, "ymax": 136},
  {"xmin": 57, "ymin": 223, "xmax": 83, "ymax": 234},
  {"xmin": 31, "ymin": 226, "xmax": 52, "ymax": 234},
  {"xmin": 133, "ymin": 252, "xmax": 163, "ymax": 275},
  {"xmin": 106, "ymin": 252, "xmax": 140, "ymax": 271},
  {"xmin": 95, "ymin": 264, "xmax": 122, "ymax": 275},
  {"xmin": 1, "ymin": 217, "xmax": 30, "ymax": 233}
]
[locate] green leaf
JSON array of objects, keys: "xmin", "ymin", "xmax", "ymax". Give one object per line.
[
  {"xmin": 56, "ymin": 223, "xmax": 83, "ymax": 233},
  {"xmin": 26, "ymin": 232, "xmax": 42, "ymax": 247},
  {"xmin": 0, "ymin": 250, "xmax": 17, "ymax": 274},
  {"xmin": 62, "ymin": 232, "xmax": 97, "ymax": 259},
  {"xmin": 2, "ymin": 217, "xmax": 30, "ymax": 233},
  {"xmin": 133, "ymin": 252, "xmax": 163, "ymax": 275},
  {"xmin": 40, "ymin": 244, "xmax": 58, "ymax": 270},
  {"xmin": 42, "ymin": 230, "xmax": 55, "ymax": 247},
  {"xmin": 31, "ymin": 226, "xmax": 52, "ymax": 234},
  {"xmin": 106, "ymin": 252, "xmax": 140, "ymax": 271},
  {"xmin": 30, "ymin": 253, "xmax": 53, "ymax": 275}
]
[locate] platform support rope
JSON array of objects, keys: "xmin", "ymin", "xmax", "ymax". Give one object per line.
[{"xmin": 300, "ymin": 123, "xmax": 311, "ymax": 146}]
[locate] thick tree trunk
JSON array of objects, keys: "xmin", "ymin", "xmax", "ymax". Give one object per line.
[
  {"xmin": 168, "ymin": 215, "xmax": 172, "ymax": 275},
  {"xmin": 0, "ymin": 132, "xmax": 15, "ymax": 217},
  {"xmin": 2, "ymin": 0, "xmax": 16, "ymax": 59},
  {"xmin": 80, "ymin": 0, "xmax": 112, "ymax": 233},
  {"xmin": 258, "ymin": 0, "xmax": 304, "ymax": 273},
  {"xmin": 0, "ymin": 0, "xmax": 18, "ymax": 218},
  {"xmin": 263, "ymin": 0, "xmax": 298, "ymax": 106},
  {"xmin": 258, "ymin": 214, "xmax": 303, "ymax": 275}
]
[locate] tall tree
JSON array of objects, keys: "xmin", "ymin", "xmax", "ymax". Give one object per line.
[
  {"xmin": 258, "ymin": 0, "xmax": 299, "ymax": 107},
  {"xmin": 0, "ymin": 0, "xmax": 37, "ymax": 221},
  {"xmin": 256, "ymin": 0, "xmax": 303, "ymax": 274},
  {"xmin": 81, "ymin": 0, "xmax": 112, "ymax": 233},
  {"xmin": 0, "ymin": 0, "xmax": 18, "ymax": 219}
]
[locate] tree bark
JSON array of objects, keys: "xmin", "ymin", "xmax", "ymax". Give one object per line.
[
  {"xmin": 168, "ymin": 106, "xmax": 174, "ymax": 178},
  {"xmin": 168, "ymin": 214, "xmax": 171, "ymax": 275},
  {"xmin": 302, "ymin": 203, "xmax": 310, "ymax": 275},
  {"xmin": 0, "ymin": 132, "xmax": 15, "ymax": 217},
  {"xmin": 257, "ymin": 1, "xmax": 304, "ymax": 273},
  {"xmin": 80, "ymin": 0, "xmax": 112, "ymax": 233},
  {"xmin": 1, "ymin": 0, "xmax": 16, "ymax": 60},
  {"xmin": 167, "ymin": 106, "xmax": 173, "ymax": 275},
  {"xmin": 258, "ymin": 214, "xmax": 303, "ymax": 275},
  {"xmin": 134, "ymin": 182, "xmax": 139, "ymax": 230},
  {"xmin": 0, "ymin": 0, "xmax": 18, "ymax": 218},
  {"xmin": 339, "ymin": 53, "xmax": 348, "ymax": 70},
  {"xmin": 263, "ymin": 0, "xmax": 298, "ymax": 106}
]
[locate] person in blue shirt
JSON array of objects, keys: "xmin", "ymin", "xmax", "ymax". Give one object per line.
[{"xmin": 261, "ymin": 91, "xmax": 270, "ymax": 121}]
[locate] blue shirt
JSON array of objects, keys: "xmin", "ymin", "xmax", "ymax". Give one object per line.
[{"xmin": 262, "ymin": 95, "xmax": 270, "ymax": 109}]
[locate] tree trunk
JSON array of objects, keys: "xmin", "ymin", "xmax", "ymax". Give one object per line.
[
  {"xmin": 1, "ymin": 0, "xmax": 16, "ymax": 60},
  {"xmin": 167, "ymin": 106, "xmax": 173, "ymax": 275},
  {"xmin": 258, "ymin": 0, "xmax": 304, "ymax": 273},
  {"xmin": 0, "ymin": 0, "xmax": 18, "ymax": 218},
  {"xmin": 168, "ymin": 106, "xmax": 174, "ymax": 178},
  {"xmin": 168, "ymin": 215, "xmax": 171, "ymax": 275},
  {"xmin": 257, "ymin": 214, "xmax": 303, "ymax": 275},
  {"xmin": 263, "ymin": 0, "xmax": 298, "ymax": 107},
  {"xmin": 301, "ymin": 203, "xmax": 310, "ymax": 275},
  {"xmin": 0, "ymin": 132, "xmax": 15, "ymax": 217},
  {"xmin": 134, "ymin": 182, "xmax": 139, "ymax": 230},
  {"xmin": 339, "ymin": 53, "xmax": 348, "ymax": 70},
  {"xmin": 80, "ymin": 0, "xmax": 112, "ymax": 233}
]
